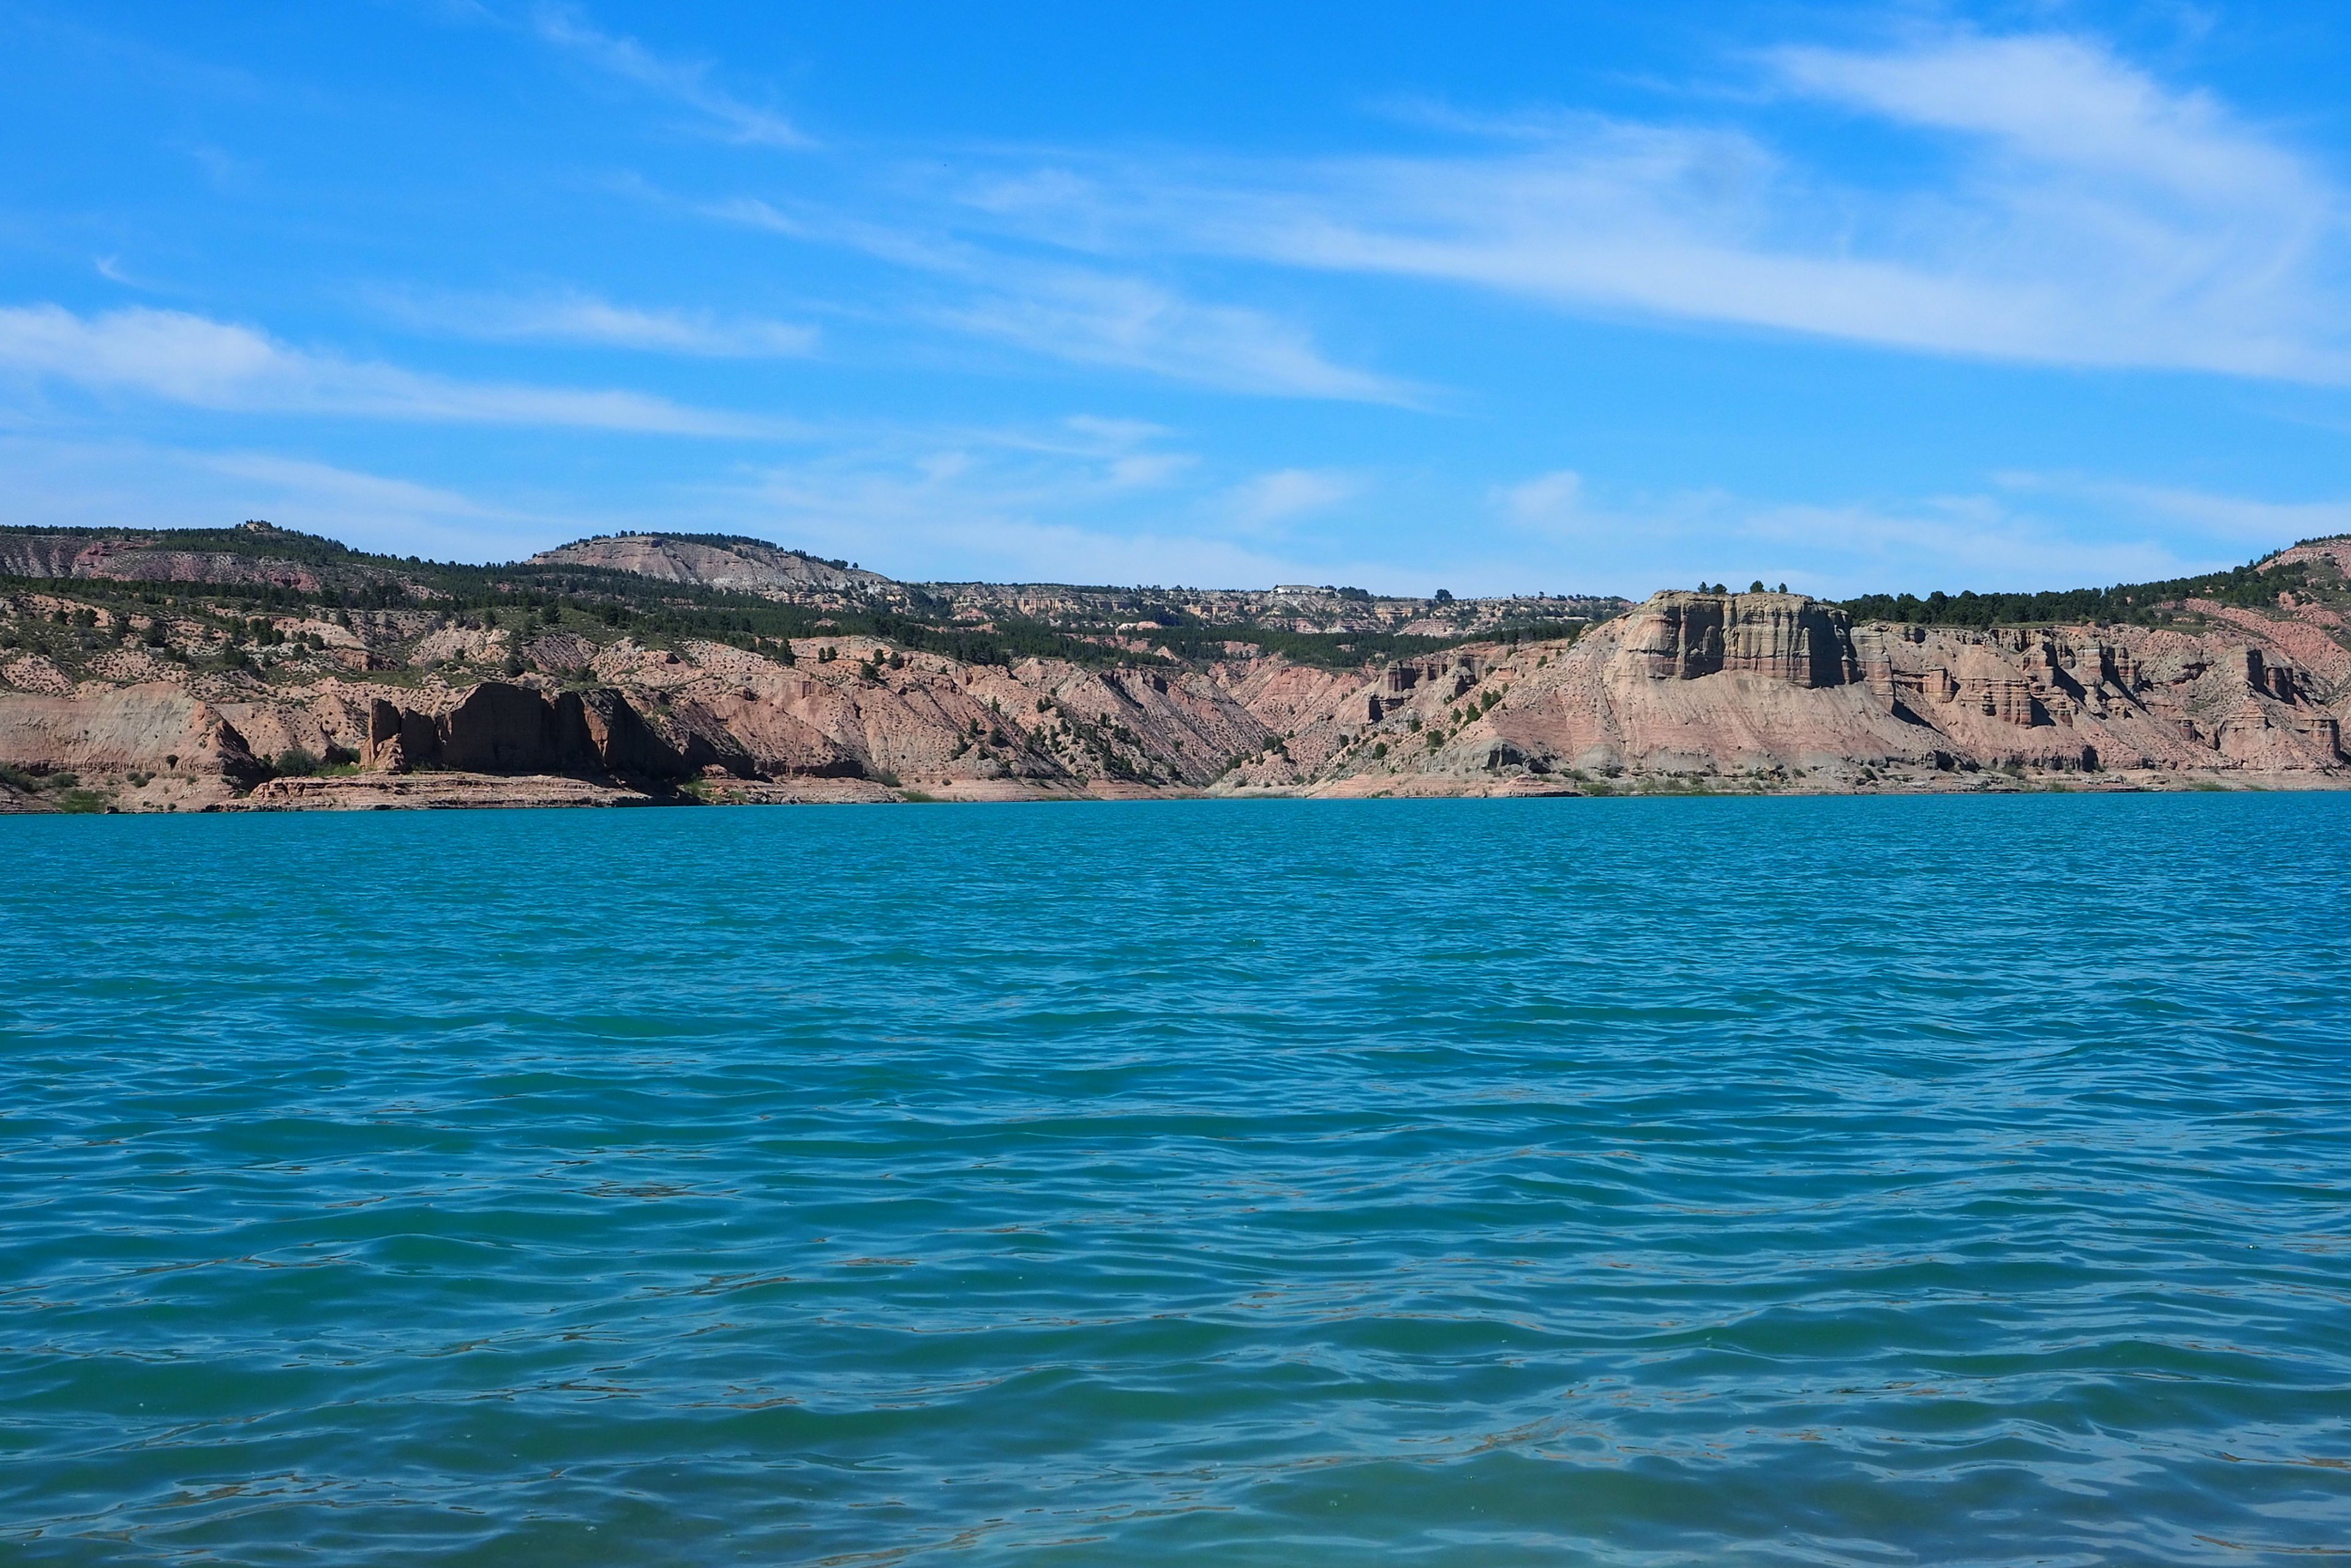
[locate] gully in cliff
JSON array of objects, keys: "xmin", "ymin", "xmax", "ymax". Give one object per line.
[{"xmin": 3, "ymin": 527, "xmax": 2347, "ymax": 811}]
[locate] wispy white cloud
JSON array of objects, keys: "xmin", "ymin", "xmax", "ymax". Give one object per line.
[
  {"xmin": 952, "ymin": 31, "xmax": 2351, "ymax": 381},
  {"xmin": 8, "ymin": 418, "xmax": 2314, "ymax": 599},
  {"xmin": 531, "ymin": 4, "xmax": 811, "ymax": 149},
  {"xmin": 689, "ymin": 189, "xmax": 1412, "ymax": 402},
  {"xmin": 701, "ymin": 193, "xmax": 970, "ymax": 273},
  {"xmin": 178, "ymin": 139, "xmax": 253, "ymax": 191},
  {"xmin": 193, "ymin": 451, "xmax": 577, "ymax": 558},
  {"xmin": 1494, "ymin": 468, "xmax": 1586, "ymax": 531},
  {"xmin": 1766, "ymin": 32, "xmax": 2294, "ymax": 202},
  {"xmin": 92, "ymin": 254, "xmax": 171, "ymax": 291},
  {"xmin": 742, "ymin": 483, "xmax": 1303, "ymax": 589},
  {"xmin": 0, "ymin": 303, "xmax": 793, "ymax": 436},
  {"xmin": 380, "ymin": 288, "xmax": 818, "ymax": 357},
  {"xmin": 1223, "ymin": 467, "xmax": 1359, "ymax": 531},
  {"xmin": 1730, "ymin": 496, "xmax": 2203, "ymax": 593},
  {"xmin": 938, "ymin": 271, "xmax": 1418, "ymax": 403},
  {"xmin": 203, "ymin": 451, "xmax": 506, "ymax": 517},
  {"xmin": 1479, "ymin": 464, "xmax": 2307, "ymax": 598},
  {"xmin": 689, "ymin": 416, "xmax": 1388, "ymax": 586},
  {"xmin": 0, "ymin": 435, "xmax": 580, "ymax": 560},
  {"xmin": 1995, "ymin": 472, "xmax": 2351, "ymax": 545},
  {"xmin": 936, "ymin": 412, "xmax": 1197, "ymax": 489}
]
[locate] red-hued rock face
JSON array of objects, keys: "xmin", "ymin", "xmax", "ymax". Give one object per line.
[
  {"xmin": 0, "ymin": 683, "xmax": 266, "ymax": 782},
  {"xmin": 358, "ymin": 684, "xmax": 718, "ymax": 781},
  {"xmin": 564, "ymin": 688, "xmax": 685, "ymax": 778},
  {"xmin": 0, "ymin": 534, "xmax": 332, "ymax": 593},
  {"xmin": 6, "ymin": 560, "xmax": 2347, "ymax": 806},
  {"xmin": 1626, "ymin": 592, "xmax": 1727, "ymax": 680},
  {"xmin": 1622, "ymin": 592, "xmax": 1858, "ymax": 688},
  {"xmin": 440, "ymin": 682, "xmax": 568, "ymax": 773}
]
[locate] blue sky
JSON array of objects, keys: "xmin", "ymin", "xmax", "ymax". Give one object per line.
[{"xmin": 2, "ymin": 1, "xmax": 2348, "ymax": 596}]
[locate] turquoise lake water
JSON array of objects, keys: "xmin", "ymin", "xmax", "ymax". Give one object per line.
[{"xmin": 4, "ymin": 795, "xmax": 2349, "ymax": 1564}]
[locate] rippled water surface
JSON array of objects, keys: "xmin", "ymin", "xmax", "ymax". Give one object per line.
[{"xmin": 5, "ymin": 795, "xmax": 2350, "ymax": 1564}]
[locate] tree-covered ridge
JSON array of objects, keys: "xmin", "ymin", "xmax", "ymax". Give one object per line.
[
  {"xmin": 551, "ymin": 531, "xmax": 861, "ymax": 572},
  {"xmin": 0, "ymin": 527, "xmax": 1592, "ymax": 678},
  {"xmin": 1142, "ymin": 618, "xmax": 1587, "ymax": 669},
  {"xmin": 18, "ymin": 522, "xmax": 2342, "ymax": 642},
  {"xmin": 1837, "ymin": 544, "xmax": 2344, "ymax": 628},
  {"xmin": 0, "ymin": 522, "xmax": 386, "ymax": 565}
]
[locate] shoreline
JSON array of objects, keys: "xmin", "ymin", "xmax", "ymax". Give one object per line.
[
  {"xmin": 10, "ymin": 539, "xmax": 2350, "ymax": 813},
  {"xmin": 7, "ymin": 762, "xmax": 2339, "ymax": 814}
]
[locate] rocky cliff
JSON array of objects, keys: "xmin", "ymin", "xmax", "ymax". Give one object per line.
[
  {"xmin": 528, "ymin": 535, "xmax": 890, "ymax": 595},
  {"xmin": 0, "ymin": 532, "xmax": 356, "ymax": 595},
  {"xmin": 1624, "ymin": 590, "xmax": 1859, "ymax": 686},
  {"xmin": 6, "ymin": 536, "xmax": 2348, "ymax": 811},
  {"xmin": 1244, "ymin": 583, "xmax": 2345, "ymax": 797}
]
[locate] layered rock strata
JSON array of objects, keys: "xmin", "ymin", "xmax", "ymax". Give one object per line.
[
  {"xmin": 6, "ymin": 561, "xmax": 2349, "ymax": 809},
  {"xmin": 1277, "ymin": 588, "xmax": 2347, "ymax": 793}
]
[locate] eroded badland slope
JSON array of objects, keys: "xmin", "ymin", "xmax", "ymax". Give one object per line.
[{"xmin": 3, "ymin": 524, "xmax": 2345, "ymax": 811}]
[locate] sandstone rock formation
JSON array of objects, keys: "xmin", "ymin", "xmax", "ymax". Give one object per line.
[
  {"xmin": 1276, "ymin": 588, "xmax": 2347, "ymax": 795},
  {"xmin": 0, "ymin": 530, "xmax": 381, "ymax": 595},
  {"xmin": 7, "ymin": 532, "xmax": 2348, "ymax": 809},
  {"xmin": 0, "ymin": 683, "xmax": 264, "ymax": 782},
  {"xmin": 530, "ymin": 535, "xmax": 890, "ymax": 595},
  {"xmin": 1627, "ymin": 590, "xmax": 1858, "ymax": 686}
]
